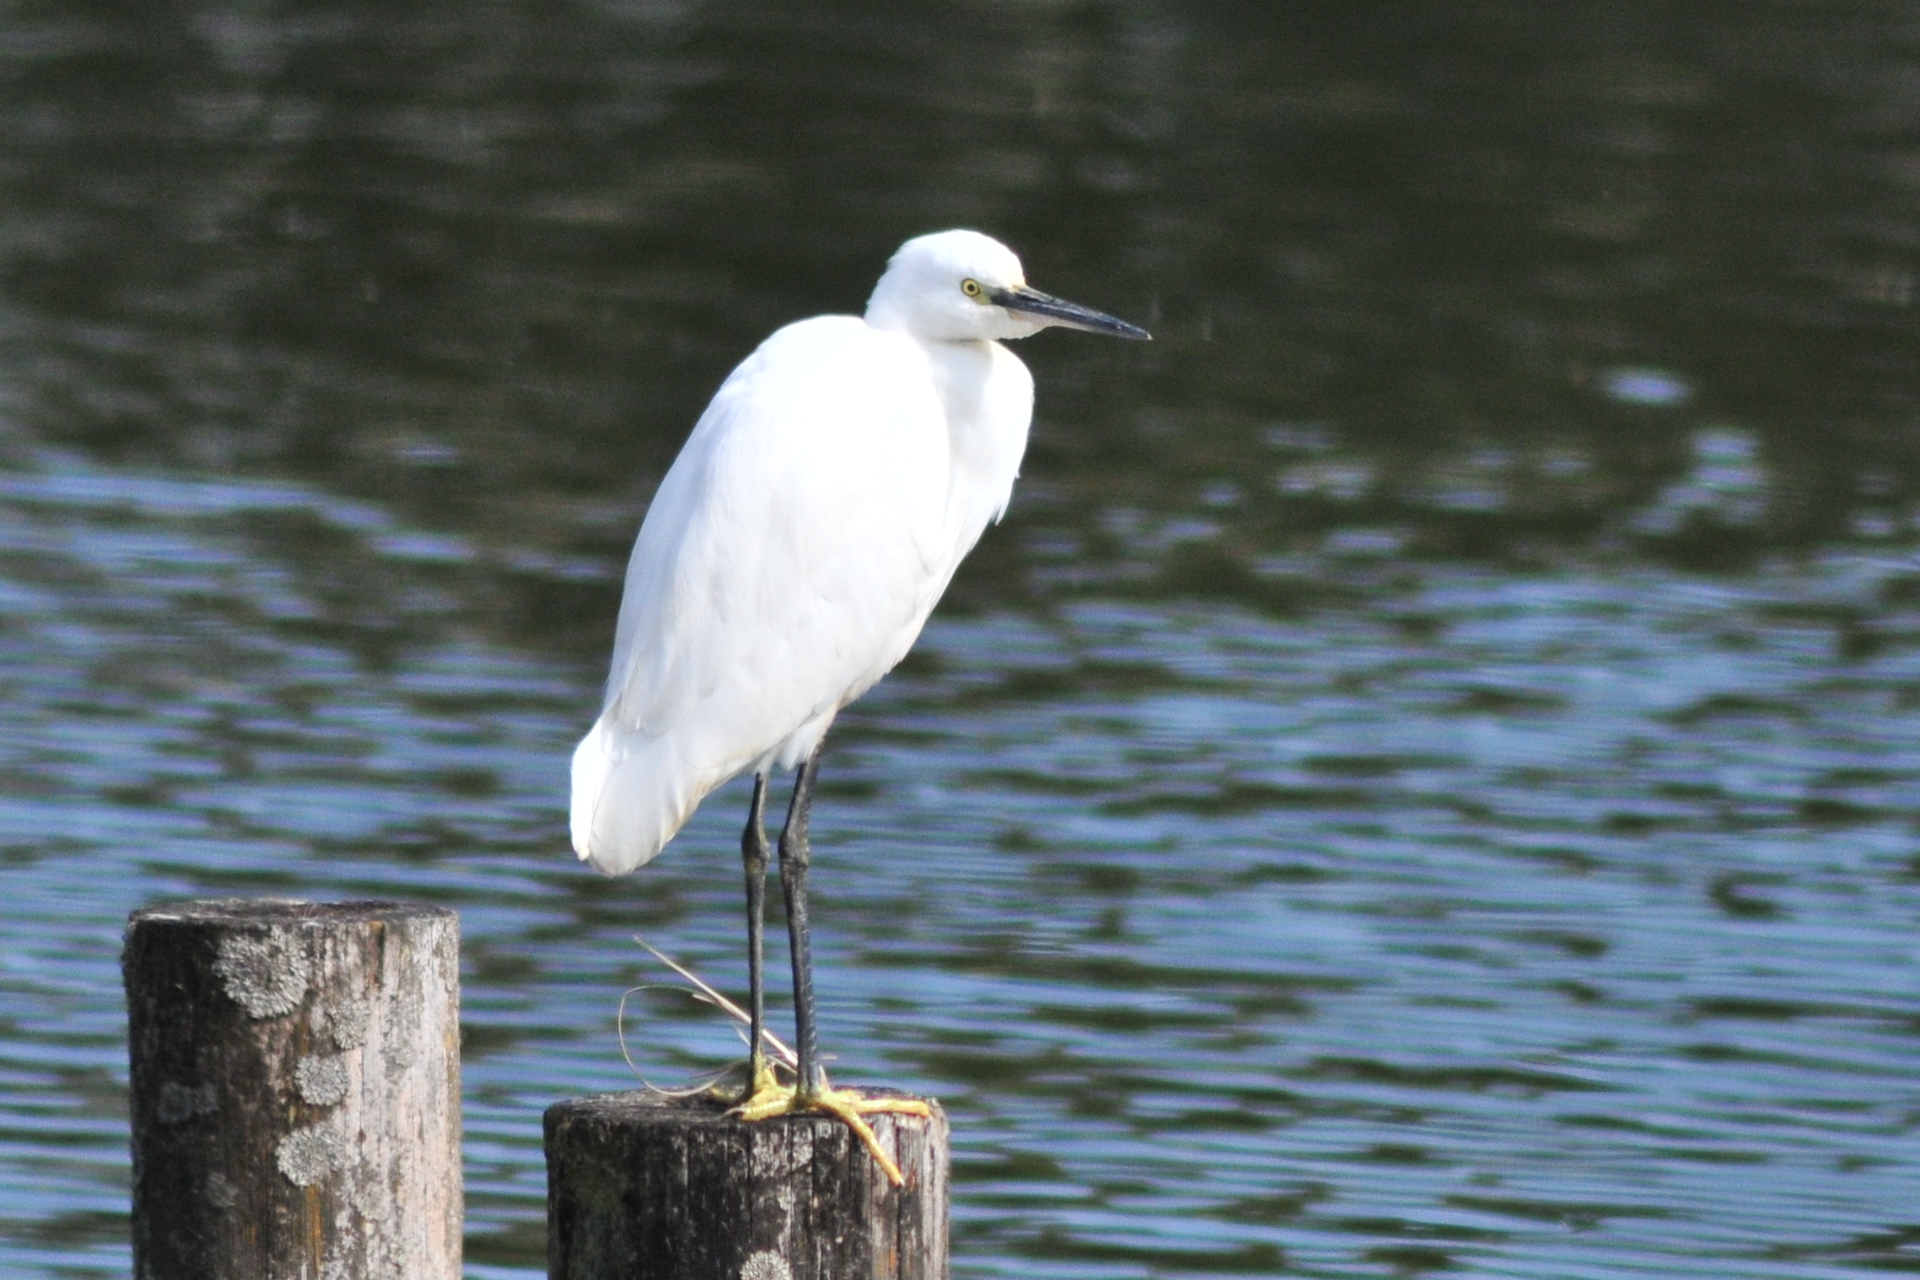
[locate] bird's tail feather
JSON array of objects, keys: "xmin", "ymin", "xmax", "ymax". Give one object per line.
[{"xmin": 570, "ymin": 718, "xmax": 702, "ymax": 876}]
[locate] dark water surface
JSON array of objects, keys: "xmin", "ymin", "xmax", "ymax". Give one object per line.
[{"xmin": 3, "ymin": 2, "xmax": 1919, "ymax": 1276}]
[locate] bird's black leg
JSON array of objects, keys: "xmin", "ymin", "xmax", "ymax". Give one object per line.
[
  {"xmin": 749, "ymin": 743, "xmax": 931, "ymax": 1187},
  {"xmin": 777, "ymin": 747, "xmax": 826, "ymax": 1096},
  {"xmin": 740, "ymin": 772, "xmax": 772, "ymax": 1090}
]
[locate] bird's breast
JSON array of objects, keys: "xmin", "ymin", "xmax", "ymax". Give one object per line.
[{"xmin": 924, "ymin": 339, "xmax": 1034, "ymax": 554}]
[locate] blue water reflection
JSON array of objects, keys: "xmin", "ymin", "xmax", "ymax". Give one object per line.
[{"xmin": 2, "ymin": 453, "xmax": 1916, "ymax": 1276}]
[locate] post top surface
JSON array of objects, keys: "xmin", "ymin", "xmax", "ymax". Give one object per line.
[
  {"xmin": 128, "ymin": 897, "xmax": 457, "ymax": 927},
  {"xmin": 547, "ymin": 1088, "xmax": 943, "ymax": 1132}
]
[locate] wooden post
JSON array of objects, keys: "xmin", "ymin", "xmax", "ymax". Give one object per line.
[
  {"xmin": 545, "ymin": 1090, "xmax": 948, "ymax": 1280},
  {"xmin": 123, "ymin": 898, "xmax": 461, "ymax": 1280}
]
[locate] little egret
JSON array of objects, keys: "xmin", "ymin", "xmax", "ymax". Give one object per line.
[{"xmin": 570, "ymin": 229, "xmax": 1147, "ymax": 1174}]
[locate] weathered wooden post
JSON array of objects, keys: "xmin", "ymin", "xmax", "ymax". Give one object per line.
[
  {"xmin": 546, "ymin": 1090, "xmax": 948, "ymax": 1280},
  {"xmin": 123, "ymin": 898, "xmax": 461, "ymax": 1280}
]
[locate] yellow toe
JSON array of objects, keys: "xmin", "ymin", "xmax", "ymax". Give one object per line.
[
  {"xmin": 724, "ymin": 1058, "xmax": 796, "ymax": 1121},
  {"xmin": 724, "ymin": 1069, "xmax": 930, "ymax": 1187},
  {"xmin": 798, "ymin": 1085, "xmax": 906, "ymax": 1186}
]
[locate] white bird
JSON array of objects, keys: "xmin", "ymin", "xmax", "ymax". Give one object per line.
[{"xmin": 570, "ymin": 229, "xmax": 1147, "ymax": 1177}]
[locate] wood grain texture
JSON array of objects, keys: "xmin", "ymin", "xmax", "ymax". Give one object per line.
[
  {"xmin": 124, "ymin": 899, "xmax": 461, "ymax": 1280},
  {"xmin": 546, "ymin": 1090, "xmax": 949, "ymax": 1280}
]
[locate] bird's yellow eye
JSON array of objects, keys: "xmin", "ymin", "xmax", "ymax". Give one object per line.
[{"xmin": 961, "ymin": 278, "xmax": 983, "ymax": 299}]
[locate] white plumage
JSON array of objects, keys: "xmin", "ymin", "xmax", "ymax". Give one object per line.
[{"xmin": 571, "ymin": 229, "xmax": 1145, "ymax": 876}]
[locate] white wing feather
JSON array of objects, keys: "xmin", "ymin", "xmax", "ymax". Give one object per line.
[{"xmin": 571, "ymin": 317, "xmax": 953, "ymax": 874}]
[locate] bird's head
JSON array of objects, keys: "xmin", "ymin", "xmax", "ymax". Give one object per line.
[{"xmin": 865, "ymin": 229, "xmax": 1150, "ymax": 344}]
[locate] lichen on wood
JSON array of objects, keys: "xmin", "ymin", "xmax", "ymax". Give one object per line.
[
  {"xmin": 546, "ymin": 1089, "xmax": 949, "ymax": 1280},
  {"xmin": 125, "ymin": 898, "xmax": 461, "ymax": 1280}
]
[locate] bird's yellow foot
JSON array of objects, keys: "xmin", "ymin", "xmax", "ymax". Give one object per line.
[
  {"xmin": 720, "ymin": 1056, "xmax": 790, "ymax": 1115},
  {"xmin": 726, "ymin": 1065, "xmax": 932, "ymax": 1187}
]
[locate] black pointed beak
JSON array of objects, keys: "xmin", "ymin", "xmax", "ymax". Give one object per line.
[{"xmin": 987, "ymin": 284, "xmax": 1151, "ymax": 340}]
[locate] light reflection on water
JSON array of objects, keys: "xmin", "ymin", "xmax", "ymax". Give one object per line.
[
  {"xmin": 3, "ymin": 0, "xmax": 1920, "ymax": 1275},
  {"xmin": 1, "ymin": 457, "xmax": 1916, "ymax": 1277}
]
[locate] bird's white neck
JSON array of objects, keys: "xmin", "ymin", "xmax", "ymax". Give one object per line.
[{"xmin": 904, "ymin": 333, "xmax": 1034, "ymax": 564}]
